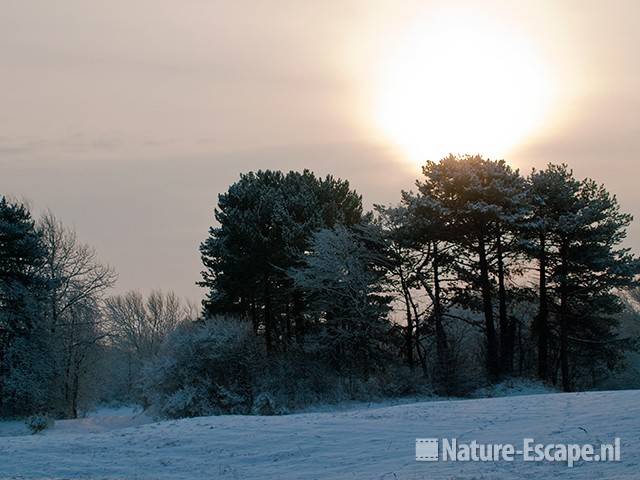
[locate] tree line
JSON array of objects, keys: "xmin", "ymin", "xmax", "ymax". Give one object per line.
[
  {"xmin": 199, "ymin": 155, "xmax": 639, "ymax": 394},
  {"xmin": 0, "ymin": 200, "xmax": 193, "ymax": 418},
  {"xmin": 1, "ymin": 154, "xmax": 638, "ymax": 419}
]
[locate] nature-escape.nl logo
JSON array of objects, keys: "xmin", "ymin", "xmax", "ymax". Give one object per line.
[{"xmin": 415, "ymin": 438, "xmax": 621, "ymax": 468}]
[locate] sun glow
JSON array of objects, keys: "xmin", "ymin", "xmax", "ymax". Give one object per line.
[{"xmin": 374, "ymin": 10, "xmax": 553, "ymax": 164}]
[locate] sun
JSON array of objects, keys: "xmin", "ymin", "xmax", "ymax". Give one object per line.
[{"xmin": 374, "ymin": 10, "xmax": 553, "ymax": 164}]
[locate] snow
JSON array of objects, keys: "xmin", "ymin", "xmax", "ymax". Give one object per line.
[
  {"xmin": 0, "ymin": 419, "xmax": 29, "ymax": 438},
  {"xmin": 46, "ymin": 406, "xmax": 153, "ymax": 436},
  {"xmin": 470, "ymin": 378, "xmax": 558, "ymax": 398},
  {"xmin": 0, "ymin": 406, "xmax": 152, "ymax": 439},
  {"xmin": 0, "ymin": 390, "xmax": 638, "ymax": 479}
]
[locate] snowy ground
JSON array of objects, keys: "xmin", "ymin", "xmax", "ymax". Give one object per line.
[
  {"xmin": 0, "ymin": 390, "xmax": 638, "ymax": 479},
  {"xmin": 0, "ymin": 406, "xmax": 152, "ymax": 438}
]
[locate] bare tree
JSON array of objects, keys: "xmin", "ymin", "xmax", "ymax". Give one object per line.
[
  {"xmin": 104, "ymin": 290, "xmax": 192, "ymax": 399},
  {"xmin": 39, "ymin": 212, "xmax": 116, "ymax": 417},
  {"xmin": 39, "ymin": 212, "xmax": 117, "ymax": 331},
  {"xmin": 59, "ymin": 300, "xmax": 109, "ymax": 418}
]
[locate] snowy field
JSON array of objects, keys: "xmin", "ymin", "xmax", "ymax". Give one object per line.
[{"xmin": 0, "ymin": 390, "xmax": 638, "ymax": 479}]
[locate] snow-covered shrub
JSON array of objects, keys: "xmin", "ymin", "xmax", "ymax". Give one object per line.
[
  {"xmin": 160, "ymin": 385, "xmax": 213, "ymax": 419},
  {"xmin": 26, "ymin": 414, "xmax": 54, "ymax": 434},
  {"xmin": 470, "ymin": 378, "xmax": 557, "ymax": 399},
  {"xmin": 143, "ymin": 317, "xmax": 264, "ymax": 418},
  {"xmin": 251, "ymin": 392, "xmax": 287, "ymax": 415},
  {"xmin": 143, "ymin": 317, "xmax": 440, "ymax": 419}
]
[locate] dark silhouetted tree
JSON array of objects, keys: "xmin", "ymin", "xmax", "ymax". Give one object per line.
[
  {"xmin": 0, "ymin": 197, "xmax": 49, "ymax": 415},
  {"xmin": 199, "ymin": 170, "xmax": 362, "ymax": 352}
]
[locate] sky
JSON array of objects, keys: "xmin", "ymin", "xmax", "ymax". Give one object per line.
[{"xmin": 2, "ymin": 0, "xmax": 639, "ymax": 303}]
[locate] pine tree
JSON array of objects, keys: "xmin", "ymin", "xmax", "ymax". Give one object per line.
[
  {"xmin": 525, "ymin": 164, "xmax": 580, "ymax": 381},
  {"xmin": 199, "ymin": 170, "xmax": 362, "ymax": 352},
  {"xmin": 525, "ymin": 165, "xmax": 640, "ymax": 390},
  {"xmin": 383, "ymin": 191, "xmax": 458, "ymax": 391},
  {"xmin": 415, "ymin": 155, "xmax": 526, "ymax": 380},
  {"xmin": 0, "ymin": 197, "xmax": 49, "ymax": 415},
  {"xmin": 558, "ymin": 177, "xmax": 639, "ymax": 389},
  {"xmin": 375, "ymin": 204, "xmax": 426, "ymax": 374}
]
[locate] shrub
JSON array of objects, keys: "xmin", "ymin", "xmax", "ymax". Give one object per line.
[
  {"xmin": 251, "ymin": 392, "xmax": 287, "ymax": 416},
  {"xmin": 26, "ymin": 414, "xmax": 54, "ymax": 434},
  {"xmin": 143, "ymin": 317, "xmax": 263, "ymax": 418},
  {"xmin": 143, "ymin": 317, "xmax": 433, "ymax": 419}
]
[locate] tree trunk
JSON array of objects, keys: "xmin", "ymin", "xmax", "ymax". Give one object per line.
[
  {"xmin": 408, "ymin": 289, "xmax": 428, "ymax": 378},
  {"xmin": 478, "ymin": 236, "xmax": 500, "ymax": 380},
  {"xmin": 283, "ymin": 301, "xmax": 291, "ymax": 352},
  {"xmin": 559, "ymin": 241, "xmax": 570, "ymax": 392},
  {"xmin": 496, "ymin": 230, "xmax": 512, "ymax": 374},
  {"xmin": 517, "ymin": 320, "xmax": 524, "ymax": 375},
  {"xmin": 293, "ymin": 291, "xmax": 305, "ymax": 344},
  {"xmin": 433, "ymin": 242, "xmax": 450, "ymax": 392},
  {"xmin": 401, "ymin": 273, "xmax": 414, "ymax": 369},
  {"xmin": 537, "ymin": 233, "xmax": 549, "ymax": 380},
  {"xmin": 71, "ymin": 368, "xmax": 80, "ymax": 419},
  {"xmin": 415, "ymin": 339, "xmax": 429, "ymax": 378},
  {"xmin": 63, "ymin": 346, "xmax": 73, "ymax": 417},
  {"xmin": 250, "ymin": 298, "xmax": 259, "ymax": 334},
  {"xmin": 0, "ymin": 340, "xmax": 6, "ymax": 413},
  {"xmin": 263, "ymin": 276, "xmax": 273, "ymax": 353}
]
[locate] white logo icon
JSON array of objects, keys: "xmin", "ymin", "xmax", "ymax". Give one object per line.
[{"xmin": 416, "ymin": 438, "xmax": 439, "ymax": 461}]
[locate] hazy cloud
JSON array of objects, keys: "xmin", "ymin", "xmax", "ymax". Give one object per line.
[{"xmin": 2, "ymin": 0, "xmax": 639, "ymax": 301}]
